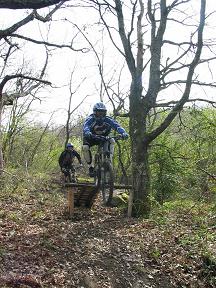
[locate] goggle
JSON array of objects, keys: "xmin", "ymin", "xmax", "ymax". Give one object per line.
[{"xmin": 95, "ymin": 110, "xmax": 106, "ymax": 117}]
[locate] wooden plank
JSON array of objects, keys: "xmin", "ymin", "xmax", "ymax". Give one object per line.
[
  {"xmin": 65, "ymin": 182, "xmax": 132, "ymax": 189},
  {"xmin": 114, "ymin": 184, "xmax": 132, "ymax": 189},
  {"xmin": 65, "ymin": 182, "xmax": 96, "ymax": 188}
]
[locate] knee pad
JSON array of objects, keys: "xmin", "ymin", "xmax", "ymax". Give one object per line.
[
  {"xmin": 109, "ymin": 138, "xmax": 115, "ymax": 155},
  {"xmin": 109, "ymin": 138, "xmax": 115, "ymax": 145},
  {"xmin": 82, "ymin": 144, "xmax": 92, "ymax": 164}
]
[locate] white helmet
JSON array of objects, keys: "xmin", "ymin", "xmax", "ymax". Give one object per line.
[{"xmin": 93, "ymin": 102, "xmax": 107, "ymax": 114}]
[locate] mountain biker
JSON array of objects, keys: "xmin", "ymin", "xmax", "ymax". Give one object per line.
[
  {"xmin": 59, "ymin": 143, "xmax": 82, "ymax": 176},
  {"xmin": 82, "ymin": 102, "xmax": 128, "ymax": 177}
]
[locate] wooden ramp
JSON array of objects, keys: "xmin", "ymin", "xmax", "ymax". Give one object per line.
[
  {"xmin": 64, "ymin": 181, "xmax": 132, "ymax": 217},
  {"xmin": 64, "ymin": 182, "xmax": 99, "ymax": 216}
]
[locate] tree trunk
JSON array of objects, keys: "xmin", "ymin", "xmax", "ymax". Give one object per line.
[
  {"xmin": 131, "ymin": 141, "xmax": 151, "ymax": 217},
  {"xmin": 129, "ymin": 78, "xmax": 151, "ymax": 218}
]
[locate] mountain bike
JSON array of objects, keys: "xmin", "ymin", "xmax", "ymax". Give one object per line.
[
  {"xmin": 62, "ymin": 165, "xmax": 79, "ymax": 183},
  {"xmin": 93, "ymin": 135, "xmax": 123, "ymax": 206}
]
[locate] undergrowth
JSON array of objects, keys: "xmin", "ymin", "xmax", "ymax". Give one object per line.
[{"xmin": 151, "ymin": 200, "xmax": 216, "ymax": 287}]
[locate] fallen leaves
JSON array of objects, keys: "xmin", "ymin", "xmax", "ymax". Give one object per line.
[{"xmin": 0, "ymin": 184, "xmax": 215, "ymax": 287}]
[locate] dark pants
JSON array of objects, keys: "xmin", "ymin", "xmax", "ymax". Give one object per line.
[{"xmin": 61, "ymin": 164, "xmax": 75, "ymax": 176}]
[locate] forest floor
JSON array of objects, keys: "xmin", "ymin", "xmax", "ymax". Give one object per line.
[{"xmin": 0, "ymin": 176, "xmax": 215, "ymax": 288}]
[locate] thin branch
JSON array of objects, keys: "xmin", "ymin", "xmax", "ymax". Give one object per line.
[
  {"xmin": 161, "ymin": 80, "xmax": 216, "ymax": 89},
  {"xmin": 0, "ymin": 74, "xmax": 51, "ymax": 95},
  {"xmin": 198, "ymin": 167, "xmax": 216, "ymax": 180},
  {"xmin": 10, "ymin": 33, "xmax": 88, "ymax": 52},
  {"xmin": 155, "ymin": 98, "xmax": 216, "ymax": 108},
  {"xmin": 97, "ymin": 1, "xmax": 125, "ymax": 58},
  {"xmin": 0, "ymin": 12, "xmax": 35, "ymax": 39},
  {"xmin": 146, "ymin": 0, "xmax": 206, "ymax": 144}
]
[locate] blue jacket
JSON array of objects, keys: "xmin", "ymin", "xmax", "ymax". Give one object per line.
[{"xmin": 83, "ymin": 114, "xmax": 126, "ymax": 137}]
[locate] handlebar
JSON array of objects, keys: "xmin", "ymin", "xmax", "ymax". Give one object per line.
[{"xmin": 91, "ymin": 134, "xmax": 124, "ymax": 141}]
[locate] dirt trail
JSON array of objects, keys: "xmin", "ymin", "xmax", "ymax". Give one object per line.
[{"xmin": 0, "ymin": 184, "xmax": 212, "ymax": 287}]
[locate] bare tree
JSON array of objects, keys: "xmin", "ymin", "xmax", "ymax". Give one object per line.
[
  {"xmin": 3, "ymin": 96, "xmax": 35, "ymax": 163},
  {"xmin": 87, "ymin": 0, "xmax": 216, "ymax": 217},
  {"xmin": 0, "ymin": 73, "xmax": 51, "ymax": 172},
  {"xmin": 0, "ymin": 1, "xmax": 87, "ymax": 173},
  {"xmin": 64, "ymin": 66, "xmax": 88, "ymax": 146}
]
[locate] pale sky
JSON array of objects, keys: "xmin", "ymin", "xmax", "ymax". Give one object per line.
[{"xmin": 1, "ymin": 1, "xmax": 216, "ymax": 126}]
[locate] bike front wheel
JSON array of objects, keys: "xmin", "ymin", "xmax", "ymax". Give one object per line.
[
  {"xmin": 101, "ymin": 160, "xmax": 114, "ymax": 206},
  {"xmin": 93, "ymin": 163, "xmax": 100, "ymax": 189},
  {"xmin": 65, "ymin": 170, "xmax": 76, "ymax": 183}
]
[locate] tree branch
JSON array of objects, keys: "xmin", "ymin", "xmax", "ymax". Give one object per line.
[
  {"xmin": 145, "ymin": 0, "xmax": 168, "ymax": 107},
  {"xmin": 146, "ymin": 0, "xmax": 206, "ymax": 144},
  {"xmin": 0, "ymin": 3, "xmax": 65, "ymax": 39},
  {"xmin": 0, "ymin": 0, "xmax": 70, "ymax": 9},
  {"xmin": 161, "ymin": 80, "xmax": 216, "ymax": 89},
  {"xmin": 0, "ymin": 74, "xmax": 51, "ymax": 95},
  {"xmin": 0, "ymin": 12, "xmax": 35, "ymax": 39},
  {"xmin": 115, "ymin": 0, "xmax": 136, "ymax": 75},
  {"xmin": 155, "ymin": 98, "xmax": 216, "ymax": 108},
  {"xmin": 10, "ymin": 33, "xmax": 88, "ymax": 52}
]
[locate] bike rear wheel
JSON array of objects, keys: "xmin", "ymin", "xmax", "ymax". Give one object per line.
[{"xmin": 101, "ymin": 160, "xmax": 114, "ymax": 206}]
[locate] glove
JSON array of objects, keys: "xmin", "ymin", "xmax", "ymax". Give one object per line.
[
  {"xmin": 85, "ymin": 131, "xmax": 92, "ymax": 138},
  {"xmin": 121, "ymin": 132, "xmax": 129, "ymax": 139}
]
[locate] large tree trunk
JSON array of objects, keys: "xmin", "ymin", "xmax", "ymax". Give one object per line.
[
  {"xmin": 129, "ymin": 78, "xmax": 151, "ymax": 218},
  {"xmin": 131, "ymin": 141, "xmax": 151, "ymax": 217}
]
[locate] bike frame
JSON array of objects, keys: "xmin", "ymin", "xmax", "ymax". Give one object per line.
[
  {"xmin": 63, "ymin": 165, "xmax": 77, "ymax": 183},
  {"xmin": 94, "ymin": 135, "xmax": 122, "ymax": 205},
  {"xmin": 94, "ymin": 135, "xmax": 121, "ymax": 165}
]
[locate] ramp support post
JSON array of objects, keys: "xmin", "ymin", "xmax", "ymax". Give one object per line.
[{"xmin": 68, "ymin": 187, "xmax": 75, "ymax": 217}]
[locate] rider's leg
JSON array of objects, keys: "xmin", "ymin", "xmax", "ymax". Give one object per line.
[
  {"xmin": 82, "ymin": 144, "xmax": 94, "ymax": 176},
  {"xmin": 61, "ymin": 166, "xmax": 69, "ymax": 182},
  {"xmin": 82, "ymin": 144, "xmax": 92, "ymax": 165},
  {"xmin": 69, "ymin": 164, "xmax": 76, "ymax": 182}
]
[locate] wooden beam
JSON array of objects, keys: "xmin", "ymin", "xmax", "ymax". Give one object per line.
[
  {"xmin": 114, "ymin": 184, "xmax": 132, "ymax": 189},
  {"xmin": 65, "ymin": 183, "xmax": 132, "ymax": 189},
  {"xmin": 65, "ymin": 182, "xmax": 96, "ymax": 188}
]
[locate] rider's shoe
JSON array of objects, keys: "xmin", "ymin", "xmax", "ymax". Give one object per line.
[{"xmin": 89, "ymin": 167, "xmax": 95, "ymax": 177}]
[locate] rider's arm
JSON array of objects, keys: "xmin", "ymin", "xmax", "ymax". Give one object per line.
[
  {"xmin": 83, "ymin": 115, "xmax": 94, "ymax": 137},
  {"xmin": 73, "ymin": 150, "xmax": 82, "ymax": 164},
  {"xmin": 106, "ymin": 117, "xmax": 127, "ymax": 135},
  {"xmin": 58, "ymin": 151, "xmax": 65, "ymax": 168}
]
